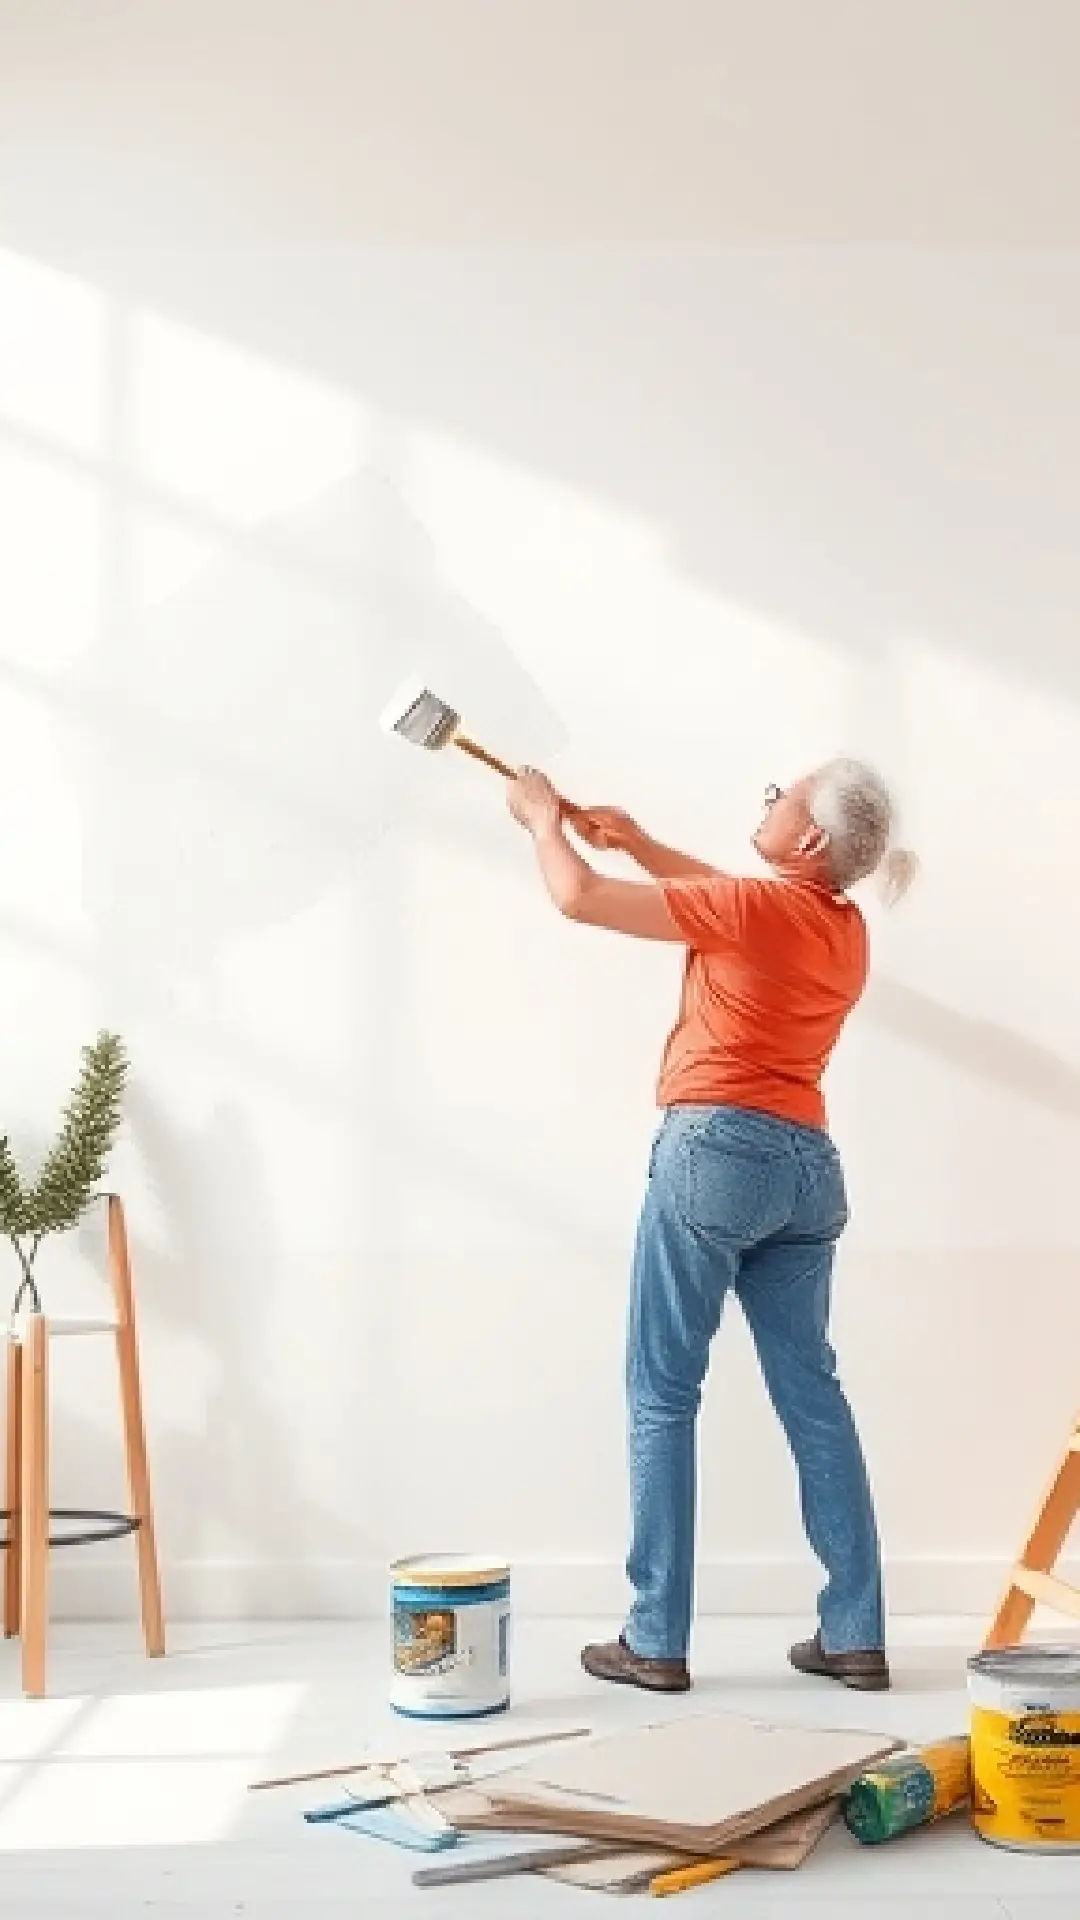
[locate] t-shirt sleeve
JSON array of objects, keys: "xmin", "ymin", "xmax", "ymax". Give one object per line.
[{"xmin": 662, "ymin": 873, "xmax": 745, "ymax": 951}]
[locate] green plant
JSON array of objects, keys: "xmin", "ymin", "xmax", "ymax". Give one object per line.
[{"xmin": 0, "ymin": 1031, "xmax": 129, "ymax": 1316}]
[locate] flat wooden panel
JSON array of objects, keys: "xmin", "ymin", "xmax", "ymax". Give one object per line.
[
  {"xmin": 20, "ymin": 1315, "xmax": 48, "ymax": 1696},
  {"xmin": 433, "ymin": 1791, "xmax": 839, "ymax": 1891},
  {"xmin": 487, "ymin": 1716, "xmax": 898, "ymax": 1852}
]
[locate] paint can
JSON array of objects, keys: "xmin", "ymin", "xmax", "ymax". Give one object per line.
[
  {"xmin": 968, "ymin": 1644, "xmax": 1080, "ymax": 1852},
  {"xmin": 390, "ymin": 1554, "xmax": 511, "ymax": 1720}
]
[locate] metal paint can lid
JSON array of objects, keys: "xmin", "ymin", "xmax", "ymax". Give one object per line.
[
  {"xmin": 391, "ymin": 1552, "xmax": 511, "ymax": 1590},
  {"xmin": 968, "ymin": 1643, "xmax": 1080, "ymax": 1687}
]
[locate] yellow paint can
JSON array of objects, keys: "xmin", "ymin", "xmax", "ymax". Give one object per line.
[{"xmin": 968, "ymin": 1644, "xmax": 1080, "ymax": 1852}]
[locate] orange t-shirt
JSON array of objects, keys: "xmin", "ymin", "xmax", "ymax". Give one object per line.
[{"xmin": 657, "ymin": 873, "xmax": 868, "ymax": 1129}]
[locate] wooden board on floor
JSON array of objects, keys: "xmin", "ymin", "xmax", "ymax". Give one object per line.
[
  {"xmin": 484, "ymin": 1713, "xmax": 898, "ymax": 1851},
  {"xmin": 542, "ymin": 1798, "xmax": 840, "ymax": 1891}
]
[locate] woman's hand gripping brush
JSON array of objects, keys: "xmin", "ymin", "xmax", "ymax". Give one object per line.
[{"xmin": 506, "ymin": 769, "xmax": 683, "ymax": 942}]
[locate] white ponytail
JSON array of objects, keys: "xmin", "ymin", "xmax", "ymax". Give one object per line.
[
  {"xmin": 877, "ymin": 845, "xmax": 920, "ymax": 907},
  {"xmin": 812, "ymin": 757, "xmax": 917, "ymax": 906}
]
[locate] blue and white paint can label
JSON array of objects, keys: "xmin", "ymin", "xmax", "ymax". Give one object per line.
[{"xmin": 389, "ymin": 1553, "xmax": 512, "ymax": 1719}]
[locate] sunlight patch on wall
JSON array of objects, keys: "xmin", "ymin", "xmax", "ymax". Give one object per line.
[
  {"xmin": 130, "ymin": 504, "xmax": 220, "ymax": 611},
  {"xmin": 406, "ymin": 422, "xmax": 669, "ymax": 717},
  {"xmin": 884, "ymin": 632, "xmax": 1080, "ymax": 1030},
  {"xmin": 0, "ymin": 670, "xmax": 88, "ymax": 940},
  {"xmin": 404, "ymin": 420, "xmax": 858, "ymax": 827},
  {"xmin": 0, "ymin": 446, "xmax": 102, "ymax": 668},
  {"xmin": 131, "ymin": 310, "xmax": 364, "ymax": 525},
  {"xmin": 0, "ymin": 251, "xmax": 105, "ymax": 456}
]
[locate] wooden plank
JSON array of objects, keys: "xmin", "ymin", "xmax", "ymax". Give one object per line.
[
  {"xmin": 544, "ymin": 1801, "xmax": 839, "ymax": 1891},
  {"xmin": 4, "ymin": 1338, "xmax": 21, "ymax": 1638},
  {"xmin": 486, "ymin": 1716, "xmax": 898, "ymax": 1852},
  {"xmin": 20, "ymin": 1315, "xmax": 48, "ymax": 1696},
  {"xmin": 249, "ymin": 1726, "xmax": 591, "ymax": 1792},
  {"xmin": 440, "ymin": 1787, "xmax": 839, "ymax": 1869},
  {"xmin": 108, "ymin": 1196, "xmax": 165, "ymax": 1658}
]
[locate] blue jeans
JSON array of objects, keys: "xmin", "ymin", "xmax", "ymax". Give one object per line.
[{"xmin": 625, "ymin": 1105, "xmax": 884, "ymax": 1661}]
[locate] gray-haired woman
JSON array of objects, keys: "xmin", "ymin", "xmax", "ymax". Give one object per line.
[{"xmin": 506, "ymin": 758, "xmax": 916, "ymax": 1694}]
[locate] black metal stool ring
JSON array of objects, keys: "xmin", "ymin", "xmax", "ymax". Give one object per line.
[{"xmin": 0, "ymin": 1507, "xmax": 140, "ymax": 1548}]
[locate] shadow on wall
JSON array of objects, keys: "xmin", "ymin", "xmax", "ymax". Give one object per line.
[
  {"xmin": 0, "ymin": 340, "xmax": 576, "ymax": 1576},
  {"xmin": 57, "ymin": 245, "xmax": 1080, "ymax": 712},
  {"xmin": 77, "ymin": 461, "xmax": 562, "ymax": 977},
  {"xmin": 60, "ymin": 412, "xmax": 566, "ymax": 1571},
  {"xmin": 124, "ymin": 1083, "xmax": 361, "ymax": 1607},
  {"xmin": 6, "ymin": 239, "xmax": 1080, "ymax": 1573},
  {"xmin": 868, "ymin": 977, "xmax": 1080, "ymax": 1123}
]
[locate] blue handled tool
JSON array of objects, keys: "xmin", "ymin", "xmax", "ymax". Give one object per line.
[
  {"xmin": 304, "ymin": 1787, "xmax": 458, "ymax": 1853},
  {"xmin": 303, "ymin": 1786, "xmax": 397, "ymax": 1824},
  {"xmin": 336, "ymin": 1802, "xmax": 458, "ymax": 1853}
]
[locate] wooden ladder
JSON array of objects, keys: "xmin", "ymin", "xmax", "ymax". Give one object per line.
[{"xmin": 984, "ymin": 1409, "xmax": 1080, "ymax": 1648}]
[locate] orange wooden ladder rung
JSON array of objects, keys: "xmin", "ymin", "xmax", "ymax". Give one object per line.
[{"xmin": 984, "ymin": 1410, "xmax": 1080, "ymax": 1650}]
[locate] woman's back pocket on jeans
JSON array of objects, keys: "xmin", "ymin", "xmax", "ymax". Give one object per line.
[{"xmin": 665, "ymin": 1126, "xmax": 795, "ymax": 1244}]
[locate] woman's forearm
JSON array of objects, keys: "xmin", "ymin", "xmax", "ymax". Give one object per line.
[
  {"xmin": 626, "ymin": 830, "xmax": 717, "ymax": 883},
  {"xmin": 532, "ymin": 822, "xmax": 597, "ymax": 914},
  {"xmin": 529, "ymin": 822, "xmax": 712, "ymax": 915},
  {"xmin": 528, "ymin": 821, "xmax": 682, "ymax": 939}
]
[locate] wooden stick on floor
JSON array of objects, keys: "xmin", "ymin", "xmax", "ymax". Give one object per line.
[
  {"xmin": 249, "ymin": 1726, "xmax": 593, "ymax": 1792},
  {"xmin": 4, "ymin": 1337, "xmax": 21, "ymax": 1638},
  {"xmin": 107, "ymin": 1195, "xmax": 165, "ymax": 1658},
  {"xmin": 21, "ymin": 1314, "xmax": 48, "ymax": 1697}
]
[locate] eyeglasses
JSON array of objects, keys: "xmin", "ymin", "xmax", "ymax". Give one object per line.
[{"xmin": 764, "ymin": 784, "xmax": 785, "ymax": 808}]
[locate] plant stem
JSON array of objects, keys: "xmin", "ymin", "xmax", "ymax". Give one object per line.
[{"xmin": 9, "ymin": 1233, "xmax": 41, "ymax": 1317}]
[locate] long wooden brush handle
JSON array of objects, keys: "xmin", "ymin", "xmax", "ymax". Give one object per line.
[
  {"xmin": 453, "ymin": 734, "xmax": 517, "ymax": 780},
  {"xmin": 453, "ymin": 733, "xmax": 580, "ymax": 818}
]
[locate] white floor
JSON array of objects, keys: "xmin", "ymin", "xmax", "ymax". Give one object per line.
[{"xmin": 0, "ymin": 1618, "xmax": 1077, "ymax": 1916}]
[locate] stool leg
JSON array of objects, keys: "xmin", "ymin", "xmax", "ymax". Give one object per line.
[
  {"xmin": 4, "ymin": 1339, "xmax": 21, "ymax": 1637},
  {"xmin": 21, "ymin": 1314, "xmax": 48, "ymax": 1696},
  {"xmin": 107, "ymin": 1197, "xmax": 164, "ymax": 1658}
]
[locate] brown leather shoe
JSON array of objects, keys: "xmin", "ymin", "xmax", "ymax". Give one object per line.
[
  {"xmin": 789, "ymin": 1630, "xmax": 891, "ymax": 1692},
  {"xmin": 581, "ymin": 1634, "xmax": 691, "ymax": 1693}
]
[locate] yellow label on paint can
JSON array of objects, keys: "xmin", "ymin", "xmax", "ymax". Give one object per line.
[
  {"xmin": 968, "ymin": 1645, "xmax": 1080, "ymax": 1853},
  {"xmin": 970, "ymin": 1707, "xmax": 1080, "ymax": 1848}
]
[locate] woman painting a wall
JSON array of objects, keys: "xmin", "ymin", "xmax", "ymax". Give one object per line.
[{"xmin": 506, "ymin": 760, "xmax": 917, "ymax": 1696}]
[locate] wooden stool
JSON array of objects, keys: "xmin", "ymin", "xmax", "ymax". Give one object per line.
[
  {"xmin": 2, "ymin": 1194, "xmax": 164, "ymax": 1695},
  {"xmin": 985, "ymin": 1406, "xmax": 1080, "ymax": 1649}
]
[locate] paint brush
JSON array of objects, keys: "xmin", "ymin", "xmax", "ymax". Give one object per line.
[
  {"xmin": 379, "ymin": 677, "xmax": 580, "ymax": 819},
  {"xmin": 380, "ymin": 678, "xmax": 518, "ymax": 779}
]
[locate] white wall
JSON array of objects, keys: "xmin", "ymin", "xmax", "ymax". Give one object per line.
[{"xmin": 3, "ymin": 2, "xmax": 1080, "ymax": 1623}]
